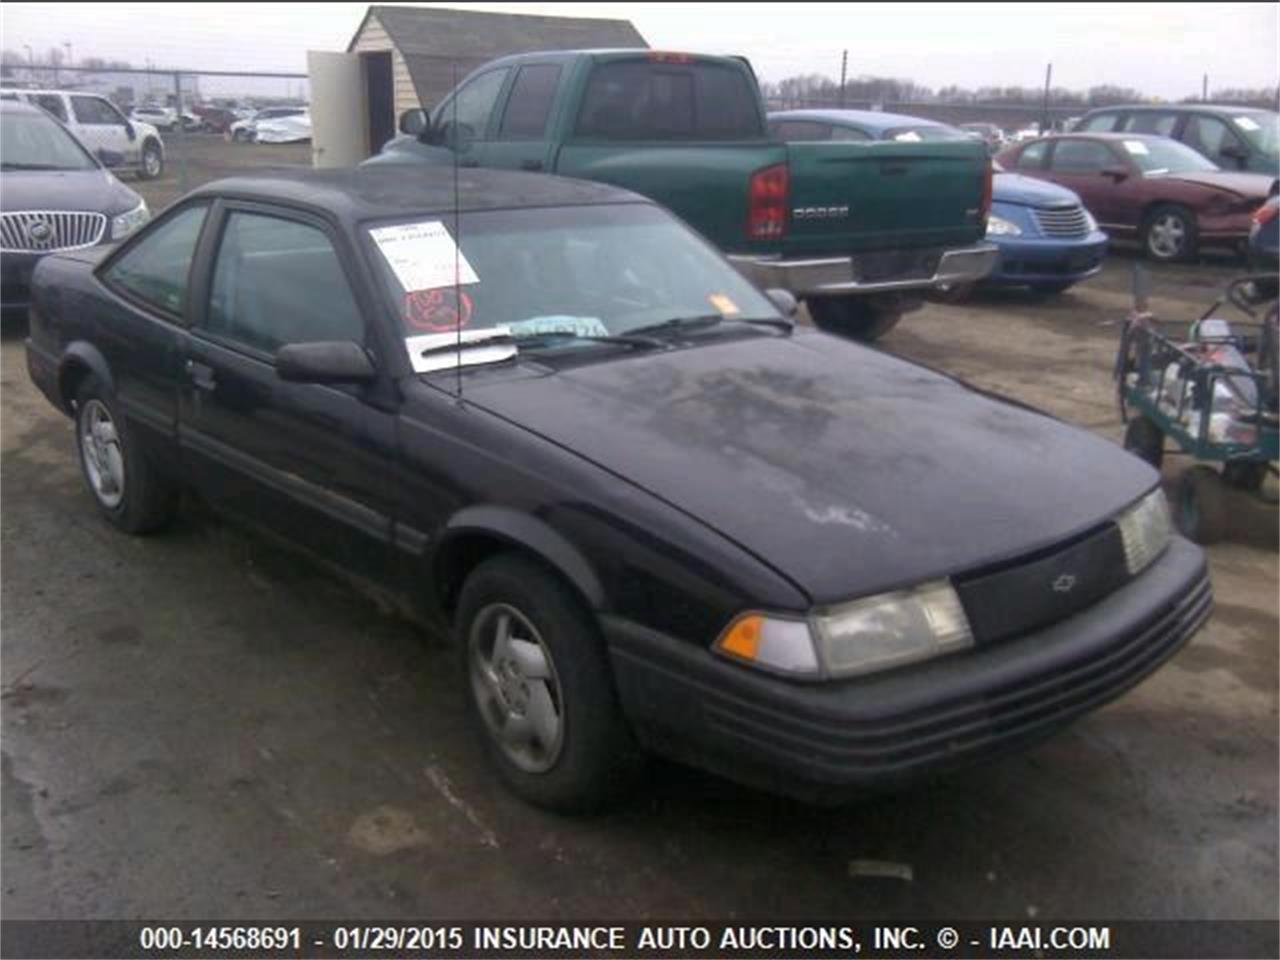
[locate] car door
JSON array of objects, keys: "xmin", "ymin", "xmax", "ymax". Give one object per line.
[
  {"xmin": 1044, "ymin": 137, "xmax": 1131, "ymax": 228},
  {"xmin": 70, "ymin": 95, "xmax": 135, "ymax": 163},
  {"xmin": 479, "ymin": 63, "xmax": 564, "ymax": 172},
  {"xmin": 179, "ymin": 202, "xmax": 401, "ymax": 586}
]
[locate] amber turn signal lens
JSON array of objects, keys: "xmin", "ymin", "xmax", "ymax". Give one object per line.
[{"xmin": 718, "ymin": 614, "xmax": 763, "ymax": 660}]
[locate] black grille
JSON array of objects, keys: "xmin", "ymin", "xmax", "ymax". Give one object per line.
[
  {"xmin": 1033, "ymin": 204, "xmax": 1090, "ymax": 238},
  {"xmin": 955, "ymin": 524, "xmax": 1130, "ymax": 644},
  {"xmin": 855, "ymin": 248, "xmax": 941, "ymax": 283}
]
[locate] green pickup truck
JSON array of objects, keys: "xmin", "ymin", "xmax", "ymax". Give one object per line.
[{"xmin": 370, "ymin": 50, "xmax": 996, "ymax": 340}]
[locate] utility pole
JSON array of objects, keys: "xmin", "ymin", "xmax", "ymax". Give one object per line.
[
  {"xmin": 839, "ymin": 49, "xmax": 848, "ymax": 108},
  {"xmin": 1041, "ymin": 62, "xmax": 1052, "ymax": 133},
  {"xmin": 1202, "ymin": 74, "xmax": 1208, "ymax": 102}
]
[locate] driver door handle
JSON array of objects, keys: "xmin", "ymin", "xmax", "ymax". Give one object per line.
[{"xmin": 185, "ymin": 359, "xmax": 216, "ymax": 391}]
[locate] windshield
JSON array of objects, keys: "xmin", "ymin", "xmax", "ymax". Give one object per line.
[
  {"xmin": 885, "ymin": 125, "xmax": 968, "ymax": 142},
  {"xmin": 0, "ymin": 110, "xmax": 97, "ymax": 171},
  {"xmin": 366, "ymin": 203, "xmax": 779, "ymax": 368},
  {"xmin": 1233, "ymin": 112, "xmax": 1278, "ymax": 156},
  {"xmin": 1120, "ymin": 137, "xmax": 1219, "ymax": 175}
]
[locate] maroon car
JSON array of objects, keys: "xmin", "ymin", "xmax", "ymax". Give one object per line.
[{"xmin": 997, "ymin": 133, "xmax": 1276, "ymax": 261}]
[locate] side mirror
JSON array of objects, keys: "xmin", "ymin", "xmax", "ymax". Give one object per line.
[
  {"xmin": 765, "ymin": 288, "xmax": 799, "ymax": 319},
  {"xmin": 1101, "ymin": 165, "xmax": 1129, "ymax": 181},
  {"xmin": 399, "ymin": 108, "xmax": 427, "ymax": 137},
  {"xmin": 276, "ymin": 341, "xmax": 377, "ymax": 384},
  {"xmin": 96, "ymin": 148, "xmax": 125, "ymax": 168}
]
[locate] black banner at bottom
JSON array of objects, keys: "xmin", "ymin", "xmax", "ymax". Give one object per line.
[{"xmin": 2, "ymin": 920, "xmax": 1277, "ymax": 960}]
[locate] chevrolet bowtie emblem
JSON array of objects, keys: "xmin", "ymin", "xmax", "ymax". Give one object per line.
[{"xmin": 1052, "ymin": 574, "xmax": 1077, "ymax": 593}]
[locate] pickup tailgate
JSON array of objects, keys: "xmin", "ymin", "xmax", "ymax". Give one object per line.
[
  {"xmin": 783, "ymin": 139, "xmax": 988, "ymax": 256},
  {"xmin": 555, "ymin": 142, "xmax": 788, "ymax": 253}
]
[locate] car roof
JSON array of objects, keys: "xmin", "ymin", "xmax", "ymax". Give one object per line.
[
  {"xmin": 1085, "ymin": 103, "xmax": 1273, "ymax": 116},
  {"xmin": 767, "ymin": 108, "xmax": 947, "ymax": 132},
  {"xmin": 1023, "ymin": 132, "xmax": 1168, "ymax": 142},
  {"xmin": 0, "ymin": 88, "xmax": 90, "ymax": 97},
  {"xmin": 189, "ymin": 166, "xmax": 651, "ymax": 222}
]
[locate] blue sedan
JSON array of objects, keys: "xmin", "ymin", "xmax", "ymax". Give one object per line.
[{"xmin": 767, "ymin": 109, "xmax": 1110, "ymax": 297}]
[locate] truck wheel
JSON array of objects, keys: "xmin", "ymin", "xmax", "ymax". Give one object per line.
[
  {"xmin": 139, "ymin": 140, "xmax": 164, "ymax": 180},
  {"xmin": 807, "ymin": 297, "xmax": 902, "ymax": 342},
  {"xmin": 1175, "ymin": 465, "xmax": 1227, "ymax": 544},
  {"xmin": 1123, "ymin": 416, "xmax": 1164, "ymax": 470},
  {"xmin": 1143, "ymin": 204, "xmax": 1198, "ymax": 262},
  {"xmin": 455, "ymin": 553, "xmax": 641, "ymax": 813},
  {"xmin": 74, "ymin": 376, "xmax": 178, "ymax": 534}
]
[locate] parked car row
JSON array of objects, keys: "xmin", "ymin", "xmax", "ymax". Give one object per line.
[{"xmin": 228, "ymin": 106, "xmax": 312, "ymax": 144}]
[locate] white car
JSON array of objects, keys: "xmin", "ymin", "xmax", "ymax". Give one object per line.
[
  {"xmin": 228, "ymin": 106, "xmax": 308, "ymax": 143},
  {"xmin": 0, "ymin": 88, "xmax": 165, "ymax": 179},
  {"xmin": 253, "ymin": 112, "xmax": 311, "ymax": 144}
]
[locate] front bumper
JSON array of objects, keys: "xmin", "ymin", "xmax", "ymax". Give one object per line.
[
  {"xmin": 0, "ymin": 251, "xmax": 42, "ymax": 314},
  {"xmin": 983, "ymin": 230, "xmax": 1109, "ymax": 287},
  {"xmin": 605, "ymin": 536, "xmax": 1210, "ymax": 802},
  {"xmin": 726, "ymin": 242, "xmax": 999, "ymax": 297}
]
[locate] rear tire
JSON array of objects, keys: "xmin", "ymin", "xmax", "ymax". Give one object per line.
[
  {"xmin": 1143, "ymin": 204, "xmax": 1198, "ymax": 262},
  {"xmin": 455, "ymin": 553, "xmax": 641, "ymax": 813},
  {"xmin": 1029, "ymin": 281, "xmax": 1074, "ymax": 296},
  {"xmin": 1123, "ymin": 416, "xmax": 1165, "ymax": 470},
  {"xmin": 74, "ymin": 376, "xmax": 179, "ymax": 534},
  {"xmin": 1175, "ymin": 465, "xmax": 1227, "ymax": 544},
  {"xmin": 807, "ymin": 297, "xmax": 902, "ymax": 341}
]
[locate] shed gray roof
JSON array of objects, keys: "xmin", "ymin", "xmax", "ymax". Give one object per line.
[{"xmin": 350, "ymin": 4, "xmax": 647, "ymax": 107}]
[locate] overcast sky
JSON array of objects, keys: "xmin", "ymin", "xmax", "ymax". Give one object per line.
[{"xmin": 2, "ymin": 1, "xmax": 1277, "ymax": 99}]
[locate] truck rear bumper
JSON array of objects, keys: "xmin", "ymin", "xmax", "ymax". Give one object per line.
[{"xmin": 727, "ymin": 242, "xmax": 999, "ymax": 297}]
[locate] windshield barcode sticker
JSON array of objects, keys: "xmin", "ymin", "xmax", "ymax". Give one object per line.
[{"xmin": 370, "ymin": 220, "xmax": 479, "ymax": 293}]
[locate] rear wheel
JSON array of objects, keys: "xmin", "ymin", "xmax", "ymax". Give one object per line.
[
  {"xmin": 1029, "ymin": 281, "xmax": 1074, "ymax": 296},
  {"xmin": 74, "ymin": 376, "xmax": 178, "ymax": 534},
  {"xmin": 806, "ymin": 296, "xmax": 902, "ymax": 342},
  {"xmin": 232, "ymin": 128, "xmax": 250, "ymax": 142},
  {"xmin": 1123, "ymin": 416, "xmax": 1165, "ymax": 470},
  {"xmin": 1143, "ymin": 204, "xmax": 1198, "ymax": 262},
  {"xmin": 455, "ymin": 553, "xmax": 641, "ymax": 813},
  {"xmin": 1176, "ymin": 465, "xmax": 1227, "ymax": 544}
]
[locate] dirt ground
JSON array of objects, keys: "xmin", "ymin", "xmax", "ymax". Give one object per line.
[
  {"xmin": 128, "ymin": 133, "xmax": 312, "ymax": 209},
  {"xmin": 1, "ymin": 199, "xmax": 1276, "ymax": 938}
]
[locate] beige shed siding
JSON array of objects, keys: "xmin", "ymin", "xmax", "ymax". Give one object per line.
[{"xmin": 350, "ymin": 13, "xmax": 419, "ymax": 115}]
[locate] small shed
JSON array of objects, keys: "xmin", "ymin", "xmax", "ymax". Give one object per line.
[{"xmin": 347, "ymin": 4, "xmax": 647, "ymax": 144}]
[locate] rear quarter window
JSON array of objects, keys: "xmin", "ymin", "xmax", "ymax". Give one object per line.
[
  {"xmin": 1079, "ymin": 113, "xmax": 1120, "ymax": 132},
  {"xmin": 575, "ymin": 60, "xmax": 762, "ymax": 141}
]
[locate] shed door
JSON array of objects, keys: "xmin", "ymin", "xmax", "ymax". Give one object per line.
[{"xmin": 307, "ymin": 50, "xmax": 366, "ymax": 166}]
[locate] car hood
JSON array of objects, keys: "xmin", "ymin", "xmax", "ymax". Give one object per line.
[
  {"xmin": 1161, "ymin": 170, "xmax": 1277, "ymax": 197},
  {"xmin": 994, "ymin": 171, "xmax": 1081, "ymax": 207},
  {"xmin": 462, "ymin": 330, "xmax": 1156, "ymax": 604},
  {"xmin": 0, "ymin": 168, "xmax": 141, "ymax": 215}
]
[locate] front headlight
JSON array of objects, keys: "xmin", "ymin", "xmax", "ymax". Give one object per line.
[
  {"xmin": 714, "ymin": 580, "xmax": 974, "ymax": 680},
  {"xmin": 111, "ymin": 201, "xmax": 150, "ymax": 240},
  {"xmin": 1115, "ymin": 488, "xmax": 1172, "ymax": 576},
  {"xmin": 986, "ymin": 213, "xmax": 1022, "ymax": 237},
  {"xmin": 1082, "ymin": 207, "xmax": 1099, "ymax": 232}
]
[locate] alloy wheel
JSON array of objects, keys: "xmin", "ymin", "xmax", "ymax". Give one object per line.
[{"xmin": 79, "ymin": 399, "xmax": 125, "ymax": 509}]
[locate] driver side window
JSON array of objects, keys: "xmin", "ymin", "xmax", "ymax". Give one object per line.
[
  {"xmin": 432, "ymin": 68, "xmax": 510, "ymax": 144},
  {"xmin": 72, "ymin": 95, "xmax": 125, "ymax": 126}
]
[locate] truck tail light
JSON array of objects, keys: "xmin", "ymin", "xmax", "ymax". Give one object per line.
[
  {"xmin": 980, "ymin": 159, "xmax": 993, "ymax": 224},
  {"xmin": 748, "ymin": 164, "xmax": 789, "ymax": 240}
]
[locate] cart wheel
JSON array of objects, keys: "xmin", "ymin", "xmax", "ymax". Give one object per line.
[
  {"xmin": 1222, "ymin": 461, "xmax": 1267, "ymax": 492},
  {"xmin": 1176, "ymin": 466, "xmax": 1228, "ymax": 544},
  {"xmin": 1123, "ymin": 416, "xmax": 1164, "ymax": 470}
]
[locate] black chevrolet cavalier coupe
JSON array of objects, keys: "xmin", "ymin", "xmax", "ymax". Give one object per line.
[{"xmin": 25, "ymin": 166, "xmax": 1211, "ymax": 811}]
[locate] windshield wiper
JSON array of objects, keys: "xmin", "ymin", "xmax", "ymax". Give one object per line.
[
  {"xmin": 418, "ymin": 332, "xmax": 515, "ymax": 357},
  {"xmin": 625, "ymin": 313, "xmax": 725, "ymax": 337},
  {"xmin": 515, "ymin": 330, "xmax": 668, "ymax": 350}
]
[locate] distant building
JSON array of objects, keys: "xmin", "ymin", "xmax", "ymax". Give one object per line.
[{"xmin": 346, "ymin": 4, "xmax": 647, "ymax": 146}]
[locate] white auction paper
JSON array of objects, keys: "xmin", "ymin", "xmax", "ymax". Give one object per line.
[{"xmin": 370, "ymin": 220, "xmax": 479, "ymax": 292}]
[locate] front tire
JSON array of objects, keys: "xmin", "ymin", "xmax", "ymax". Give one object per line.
[
  {"xmin": 1143, "ymin": 204, "xmax": 1198, "ymax": 262},
  {"xmin": 74, "ymin": 376, "xmax": 179, "ymax": 534},
  {"xmin": 139, "ymin": 140, "xmax": 163, "ymax": 180},
  {"xmin": 455, "ymin": 553, "xmax": 641, "ymax": 813},
  {"xmin": 807, "ymin": 296, "xmax": 902, "ymax": 341},
  {"xmin": 1123, "ymin": 416, "xmax": 1164, "ymax": 470}
]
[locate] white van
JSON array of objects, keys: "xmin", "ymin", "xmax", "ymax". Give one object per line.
[{"xmin": 0, "ymin": 88, "xmax": 165, "ymax": 179}]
